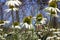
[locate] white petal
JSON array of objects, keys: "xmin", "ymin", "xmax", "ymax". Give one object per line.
[
  {"xmin": 43, "ymin": 18, "xmax": 47, "ymax": 21},
  {"xmin": 49, "ymin": 0, "xmax": 53, "ymax": 3},
  {"xmin": 56, "ymin": 8, "xmax": 60, "ymax": 12},
  {"xmin": 41, "ymin": 20, "xmax": 46, "ymax": 24},
  {"xmin": 14, "ymin": 1, "xmax": 19, "ymax": 6},
  {"xmin": 44, "ymin": 7, "xmax": 56, "ymax": 12},
  {"xmin": 0, "ymin": 29, "xmax": 3, "ymax": 31},
  {"xmin": 4, "ymin": 21, "xmax": 10, "ymax": 23},
  {"xmin": 15, "ymin": 26, "xmax": 21, "ymax": 29},
  {"xmin": 13, "ymin": 8, "xmax": 18, "ymax": 11},
  {"xmin": 5, "ymin": 1, "xmax": 15, "ymax": 6},
  {"xmin": 16, "ymin": 1, "xmax": 22, "ymax": 5},
  {"xmin": 4, "ymin": 9, "xmax": 11, "ymax": 13},
  {"xmin": 44, "ymin": 7, "xmax": 52, "ymax": 12},
  {"xmin": 55, "ymin": 14, "xmax": 59, "ymax": 18},
  {"xmin": 5, "ymin": 1, "xmax": 21, "ymax": 7}
]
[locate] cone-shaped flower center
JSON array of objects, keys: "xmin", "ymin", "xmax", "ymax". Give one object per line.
[
  {"xmin": 23, "ymin": 16, "xmax": 32, "ymax": 24},
  {"xmin": 49, "ymin": 1, "xmax": 57, "ymax": 8},
  {"xmin": 0, "ymin": 20, "xmax": 4, "ymax": 24},
  {"xmin": 36, "ymin": 14, "xmax": 43, "ymax": 21},
  {"xmin": 13, "ymin": 22, "xmax": 19, "ymax": 26},
  {"xmin": 9, "ymin": 5, "xmax": 15, "ymax": 9},
  {"xmin": 51, "ymin": 9, "xmax": 56, "ymax": 15}
]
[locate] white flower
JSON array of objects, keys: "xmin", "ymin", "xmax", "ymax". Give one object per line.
[
  {"xmin": 5, "ymin": 8, "xmax": 19, "ymax": 13},
  {"xmin": 22, "ymin": 23, "xmax": 34, "ymax": 30},
  {"xmin": 0, "ymin": 21, "xmax": 10, "ymax": 26},
  {"xmin": 4, "ymin": 9, "xmax": 11, "ymax": 13},
  {"xmin": 44, "ymin": 7, "xmax": 57, "ymax": 14},
  {"xmin": 49, "ymin": 0, "xmax": 53, "ymax": 3},
  {"xmin": 9, "ymin": 31, "xmax": 15, "ymax": 34},
  {"xmin": 44, "ymin": 7, "xmax": 60, "ymax": 14},
  {"xmin": 4, "ymin": 21, "xmax": 10, "ymax": 24},
  {"xmin": 46, "ymin": 37, "xmax": 54, "ymax": 40},
  {"xmin": 44, "ymin": 7, "xmax": 60, "ymax": 17},
  {"xmin": 0, "ymin": 29, "xmax": 3, "ymax": 31},
  {"xmin": 38, "ymin": 39, "xmax": 41, "ymax": 40},
  {"xmin": 4, "ymin": 0, "xmax": 22, "ymax": 12},
  {"xmin": 5, "ymin": 0, "xmax": 22, "ymax": 7},
  {"xmin": 49, "ymin": 0, "xmax": 60, "ymax": 3},
  {"xmin": 57, "ymin": 37, "xmax": 60, "ymax": 39},
  {"xmin": 23, "ymin": 23, "xmax": 29, "ymax": 29},
  {"xmin": 4, "ymin": 34, "xmax": 8, "ymax": 37},
  {"xmin": 15, "ymin": 26, "xmax": 21, "ymax": 29},
  {"xmin": 12, "ymin": 25, "xmax": 21, "ymax": 29},
  {"xmin": 50, "ymin": 28, "xmax": 56, "ymax": 31},
  {"xmin": 5, "ymin": 0, "xmax": 22, "ymax": 12},
  {"xmin": 0, "ymin": 23, "xmax": 5, "ymax": 25},
  {"xmin": 40, "ymin": 18, "xmax": 47, "ymax": 24}
]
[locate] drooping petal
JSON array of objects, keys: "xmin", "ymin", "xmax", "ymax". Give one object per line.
[
  {"xmin": 4, "ymin": 9, "xmax": 11, "ymax": 13},
  {"xmin": 16, "ymin": 1, "xmax": 22, "ymax": 5},
  {"xmin": 44, "ymin": 7, "xmax": 52, "ymax": 12},
  {"xmin": 40, "ymin": 18, "xmax": 47, "ymax": 24},
  {"xmin": 13, "ymin": 8, "xmax": 19, "ymax": 11},
  {"xmin": 4, "ymin": 21, "xmax": 10, "ymax": 23},
  {"xmin": 49, "ymin": 0, "xmax": 53, "ymax": 3},
  {"xmin": 54, "ymin": 14, "xmax": 59, "ymax": 18},
  {"xmin": 5, "ymin": 1, "xmax": 15, "ymax": 7},
  {"xmin": 44, "ymin": 7, "xmax": 57, "ymax": 14},
  {"xmin": 56, "ymin": 8, "xmax": 60, "ymax": 12},
  {"xmin": 5, "ymin": 0, "xmax": 22, "ymax": 7}
]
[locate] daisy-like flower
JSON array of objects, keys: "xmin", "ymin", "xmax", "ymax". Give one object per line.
[
  {"xmin": 44, "ymin": 0, "xmax": 60, "ymax": 17},
  {"xmin": 0, "ymin": 20, "xmax": 10, "ymax": 26},
  {"xmin": 22, "ymin": 16, "xmax": 34, "ymax": 30},
  {"xmin": 44, "ymin": 7, "xmax": 60, "ymax": 16},
  {"xmin": 5, "ymin": 0, "xmax": 22, "ymax": 8},
  {"xmin": 49, "ymin": 0, "xmax": 60, "ymax": 3},
  {"xmin": 0, "ymin": 29, "xmax": 3, "ymax": 31},
  {"xmin": 4, "ymin": 8, "xmax": 19, "ymax": 13},
  {"xmin": 12, "ymin": 25, "xmax": 21, "ymax": 29},
  {"xmin": 22, "ymin": 23, "xmax": 34, "ymax": 30},
  {"xmin": 4, "ymin": 21, "xmax": 10, "ymax": 24},
  {"xmin": 36, "ymin": 14, "xmax": 47, "ymax": 25},
  {"xmin": 46, "ymin": 37, "xmax": 54, "ymax": 40},
  {"xmin": 40, "ymin": 18, "xmax": 47, "ymax": 25},
  {"xmin": 5, "ymin": 0, "xmax": 22, "ymax": 12},
  {"xmin": 5, "ymin": 0, "xmax": 22, "ymax": 25}
]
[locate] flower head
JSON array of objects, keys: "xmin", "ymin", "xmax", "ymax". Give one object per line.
[
  {"xmin": 36, "ymin": 14, "xmax": 43, "ymax": 21},
  {"xmin": 5, "ymin": 0, "xmax": 22, "ymax": 9},
  {"xmin": 23, "ymin": 16, "xmax": 32, "ymax": 24},
  {"xmin": 49, "ymin": 0, "xmax": 57, "ymax": 8},
  {"xmin": 44, "ymin": 7, "xmax": 60, "ymax": 17}
]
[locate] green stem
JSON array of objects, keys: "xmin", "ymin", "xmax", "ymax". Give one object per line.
[
  {"xmin": 0, "ymin": 6, "xmax": 3, "ymax": 21},
  {"xmin": 11, "ymin": 8, "xmax": 15, "ymax": 32},
  {"xmin": 16, "ymin": 10, "xmax": 20, "ymax": 22},
  {"xmin": 11, "ymin": 8, "xmax": 14, "ymax": 24}
]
